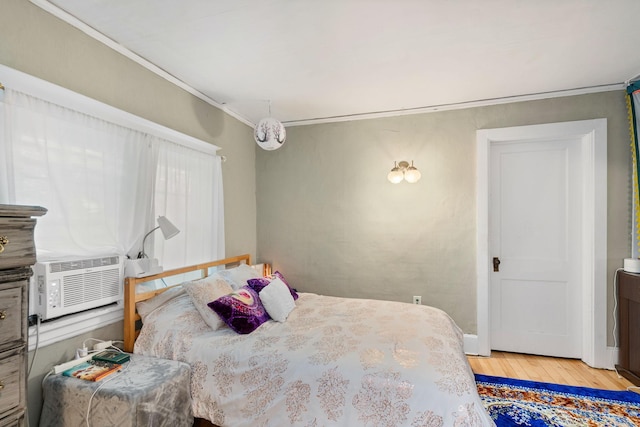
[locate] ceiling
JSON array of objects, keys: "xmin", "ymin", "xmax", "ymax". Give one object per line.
[{"xmin": 35, "ymin": 0, "xmax": 640, "ymax": 126}]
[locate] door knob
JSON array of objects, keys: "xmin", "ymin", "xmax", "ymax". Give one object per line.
[{"xmin": 493, "ymin": 257, "xmax": 501, "ymax": 272}]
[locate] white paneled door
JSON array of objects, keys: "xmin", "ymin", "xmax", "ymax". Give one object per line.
[
  {"xmin": 477, "ymin": 119, "xmax": 608, "ymax": 367},
  {"xmin": 489, "ymin": 137, "xmax": 583, "ymax": 358}
]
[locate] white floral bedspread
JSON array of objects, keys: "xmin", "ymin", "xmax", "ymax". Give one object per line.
[{"xmin": 134, "ymin": 292, "xmax": 494, "ymax": 427}]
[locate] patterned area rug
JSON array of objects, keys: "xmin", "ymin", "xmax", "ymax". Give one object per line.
[{"xmin": 475, "ymin": 374, "xmax": 640, "ymax": 426}]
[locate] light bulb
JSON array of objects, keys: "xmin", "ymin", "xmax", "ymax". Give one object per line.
[
  {"xmin": 387, "ymin": 167, "xmax": 404, "ymax": 184},
  {"xmin": 404, "ymin": 166, "xmax": 421, "ymax": 183}
]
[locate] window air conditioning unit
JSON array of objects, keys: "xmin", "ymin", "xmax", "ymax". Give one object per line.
[{"xmin": 34, "ymin": 255, "xmax": 124, "ymax": 320}]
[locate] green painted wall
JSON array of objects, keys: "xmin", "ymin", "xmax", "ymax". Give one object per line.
[{"xmin": 257, "ymin": 91, "xmax": 629, "ymax": 339}]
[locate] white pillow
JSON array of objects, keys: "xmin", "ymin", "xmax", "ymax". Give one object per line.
[
  {"xmin": 259, "ymin": 278, "xmax": 295, "ymax": 322},
  {"xmin": 136, "ymin": 286, "xmax": 185, "ymax": 322},
  {"xmin": 218, "ymin": 263, "xmax": 261, "ymax": 290},
  {"xmin": 182, "ymin": 276, "xmax": 234, "ymax": 330}
]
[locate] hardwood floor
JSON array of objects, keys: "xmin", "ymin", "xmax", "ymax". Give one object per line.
[{"xmin": 468, "ymin": 351, "xmax": 636, "ymax": 391}]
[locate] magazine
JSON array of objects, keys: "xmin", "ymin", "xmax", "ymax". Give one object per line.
[{"xmin": 62, "ymin": 360, "xmax": 122, "ymax": 381}]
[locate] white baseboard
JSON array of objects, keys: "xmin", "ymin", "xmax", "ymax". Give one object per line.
[
  {"xmin": 605, "ymin": 346, "xmax": 619, "ymax": 371},
  {"xmin": 464, "ymin": 334, "xmax": 478, "ymax": 355}
]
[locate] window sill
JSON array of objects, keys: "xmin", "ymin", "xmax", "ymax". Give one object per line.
[{"xmin": 28, "ymin": 304, "xmax": 123, "ymax": 351}]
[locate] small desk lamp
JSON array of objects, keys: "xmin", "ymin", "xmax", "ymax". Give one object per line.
[
  {"xmin": 125, "ymin": 216, "xmax": 180, "ymax": 278},
  {"xmin": 137, "ymin": 216, "xmax": 180, "ymax": 259}
]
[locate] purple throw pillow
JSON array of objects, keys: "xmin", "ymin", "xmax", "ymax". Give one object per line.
[
  {"xmin": 207, "ymin": 286, "xmax": 270, "ymax": 334},
  {"xmin": 247, "ymin": 271, "xmax": 298, "ymax": 300}
]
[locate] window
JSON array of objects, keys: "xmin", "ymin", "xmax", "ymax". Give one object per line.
[
  {"xmin": 0, "ymin": 65, "xmax": 224, "ymax": 266},
  {"xmin": 0, "ymin": 65, "xmax": 224, "ymax": 346},
  {"xmin": 154, "ymin": 141, "xmax": 224, "ymax": 270}
]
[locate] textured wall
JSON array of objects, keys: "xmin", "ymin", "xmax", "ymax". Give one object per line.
[
  {"xmin": 1, "ymin": 1, "xmax": 255, "ymax": 424},
  {"xmin": 256, "ymin": 91, "xmax": 630, "ymax": 339}
]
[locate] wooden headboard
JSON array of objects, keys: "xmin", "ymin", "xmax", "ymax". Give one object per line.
[{"xmin": 123, "ymin": 254, "xmax": 252, "ymax": 352}]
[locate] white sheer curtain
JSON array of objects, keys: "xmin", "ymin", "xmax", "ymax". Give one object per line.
[
  {"xmin": 1, "ymin": 89, "xmax": 154, "ymax": 260},
  {"xmin": 0, "ymin": 87, "xmax": 224, "ymax": 265},
  {"xmin": 153, "ymin": 141, "xmax": 225, "ymax": 269}
]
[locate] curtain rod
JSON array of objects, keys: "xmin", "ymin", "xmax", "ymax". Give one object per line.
[{"xmin": 626, "ymin": 71, "xmax": 640, "ymax": 86}]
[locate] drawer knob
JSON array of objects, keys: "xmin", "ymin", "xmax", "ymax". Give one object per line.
[
  {"xmin": 0, "ymin": 236, "xmax": 8, "ymax": 253},
  {"xmin": 0, "ymin": 311, "xmax": 5, "ymax": 320},
  {"xmin": 0, "ymin": 381, "xmax": 3, "ymax": 390}
]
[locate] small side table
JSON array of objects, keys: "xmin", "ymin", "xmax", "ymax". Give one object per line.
[{"xmin": 40, "ymin": 354, "xmax": 193, "ymax": 427}]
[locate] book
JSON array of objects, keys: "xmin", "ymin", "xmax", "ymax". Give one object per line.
[
  {"xmin": 92, "ymin": 351, "xmax": 130, "ymax": 364},
  {"xmin": 62, "ymin": 360, "xmax": 122, "ymax": 381}
]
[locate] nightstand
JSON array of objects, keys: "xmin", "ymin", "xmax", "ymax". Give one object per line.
[{"xmin": 40, "ymin": 354, "xmax": 192, "ymax": 427}]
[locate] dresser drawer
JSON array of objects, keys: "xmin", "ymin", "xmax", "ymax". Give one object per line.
[
  {"xmin": 0, "ymin": 410, "xmax": 24, "ymax": 427},
  {"xmin": 0, "ymin": 218, "xmax": 38, "ymax": 270},
  {"xmin": 0, "ymin": 349, "xmax": 24, "ymax": 418},
  {"xmin": 0, "ymin": 285, "xmax": 24, "ymax": 352}
]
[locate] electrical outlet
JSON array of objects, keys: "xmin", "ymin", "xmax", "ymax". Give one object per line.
[
  {"xmin": 413, "ymin": 295, "xmax": 421, "ymax": 305},
  {"xmin": 27, "ymin": 314, "xmax": 39, "ymax": 327}
]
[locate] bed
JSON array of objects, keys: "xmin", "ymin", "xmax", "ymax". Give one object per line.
[{"xmin": 124, "ymin": 254, "xmax": 494, "ymax": 427}]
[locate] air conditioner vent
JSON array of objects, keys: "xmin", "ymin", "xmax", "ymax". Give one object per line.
[
  {"xmin": 49, "ymin": 256, "xmax": 120, "ymax": 273},
  {"xmin": 62, "ymin": 274, "xmax": 85, "ymax": 307},
  {"xmin": 102, "ymin": 269, "xmax": 120, "ymax": 297}
]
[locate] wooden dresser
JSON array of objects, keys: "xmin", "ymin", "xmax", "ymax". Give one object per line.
[
  {"xmin": 616, "ymin": 270, "xmax": 640, "ymax": 386},
  {"xmin": 0, "ymin": 205, "xmax": 46, "ymax": 427}
]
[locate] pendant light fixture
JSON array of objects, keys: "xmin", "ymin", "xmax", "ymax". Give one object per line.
[{"xmin": 254, "ymin": 101, "xmax": 286, "ymax": 150}]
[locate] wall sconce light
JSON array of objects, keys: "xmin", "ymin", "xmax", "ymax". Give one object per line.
[
  {"xmin": 387, "ymin": 161, "xmax": 421, "ymax": 184},
  {"xmin": 125, "ymin": 216, "xmax": 180, "ymax": 278}
]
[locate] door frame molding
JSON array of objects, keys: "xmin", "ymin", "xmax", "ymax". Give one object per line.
[{"xmin": 476, "ymin": 119, "xmax": 608, "ymax": 368}]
